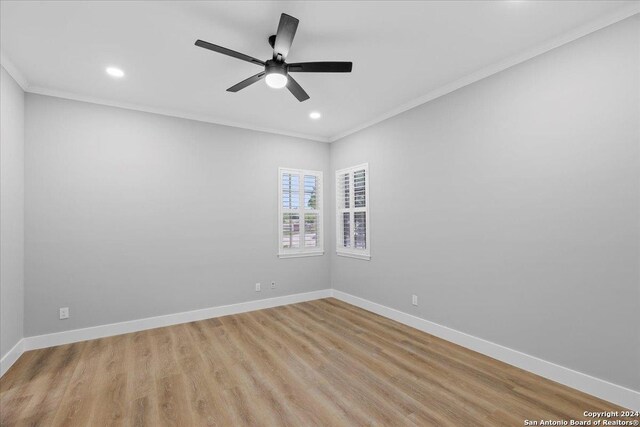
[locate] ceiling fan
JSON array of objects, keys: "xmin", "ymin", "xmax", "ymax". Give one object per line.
[{"xmin": 195, "ymin": 13, "xmax": 352, "ymax": 102}]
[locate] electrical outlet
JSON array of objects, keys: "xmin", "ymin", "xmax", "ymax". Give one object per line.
[
  {"xmin": 271, "ymin": 281, "xmax": 276, "ymax": 289},
  {"xmin": 59, "ymin": 307, "xmax": 69, "ymax": 319},
  {"xmin": 412, "ymin": 295, "xmax": 418, "ymax": 306},
  {"xmin": 255, "ymin": 283, "xmax": 261, "ymax": 292}
]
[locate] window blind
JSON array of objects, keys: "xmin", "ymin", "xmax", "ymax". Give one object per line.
[
  {"xmin": 278, "ymin": 168, "xmax": 323, "ymax": 258},
  {"xmin": 336, "ymin": 164, "xmax": 370, "ymax": 260}
]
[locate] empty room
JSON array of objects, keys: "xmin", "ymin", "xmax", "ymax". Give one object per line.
[{"xmin": 1, "ymin": 1, "xmax": 639, "ymax": 425}]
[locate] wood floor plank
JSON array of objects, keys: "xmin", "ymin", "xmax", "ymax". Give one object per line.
[
  {"xmin": 247, "ymin": 309, "xmax": 377, "ymax": 426},
  {"xmin": 88, "ymin": 335, "xmax": 129, "ymax": 426},
  {"xmin": 0, "ymin": 350, "xmax": 38, "ymax": 394},
  {"xmin": 215, "ymin": 315, "xmax": 297, "ymax": 426},
  {"xmin": 196, "ymin": 316, "xmax": 280, "ymax": 426},
  {"xmin": 272, "ymin": 308, "xmax": 422, "ymax": 425},
  {"xmin": 226, "ymin": 311, "xmax": 351, "ymax": 426},
  {"xmin": 0, "ymin": 298, "xmax": 632, "ymax": 427},
  {"xmin": 126, "ymin": 331, "xmax": 160, "ymax": 427},
  {"xmin": 15, "ymin": 342, "xmax": 85, "ymax": 426},
  {"xmin": 174, "ymin": 323, "xmax": 233, "ymax": 426},
  {"xmin": 49, "ymin": 338, "xmax": 106, "ymax": 426},
  {"xmin": 278, "ymin": 304, "xmax": 459, "ymax": 426},
  {"xmin": 186, "ymin": 320, "xmax": 256, "ymax": 426},
  {"xmin": 285, "ymin": 303, "xmax": 486, "ymax": 425},
  {"xmin": 243, "ymin": 310, "xmax": 373, "ymax": 426},
  {"xmin": 128, "ymin": 331, "xmax": 156, "ymax": 401}
]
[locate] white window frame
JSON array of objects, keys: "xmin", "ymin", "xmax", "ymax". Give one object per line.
[
  {"xmin": 336, "ymin": 163, "xmax": 370, "ymax": 260},
  {"xmin": 278, "ymin": 167, "xmax": 324, "ymax": 258}
]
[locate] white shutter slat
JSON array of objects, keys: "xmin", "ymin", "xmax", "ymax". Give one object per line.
[
  {"xmin": 354, "ymin": 212, "xmax": 366, "ymax": 249},
  {"xmin": 281, "ymin": 173, "xmax": 300, "ymax": 210},
  {"xmin": 354, "ymin": 168, "xmax": 366, "ymax": 208},
  {"xmin": 337, "ymin": 173, "xmax": 350, "ymax": 209}
]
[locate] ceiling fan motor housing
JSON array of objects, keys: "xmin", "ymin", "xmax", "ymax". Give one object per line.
[{"xmin": 265, "ymin": 59, "xmax": 288, "ymax": 77}]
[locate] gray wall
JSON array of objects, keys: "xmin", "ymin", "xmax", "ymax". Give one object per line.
[
  {"xmin": 330, "ymin": 15, "xmax": 639, "ymax": 391},
  {"xmin": 1, "ymin": 66, "xmax": 25, "ymax": 360},
  {"xmin": 24, "ymin": 95, "xmax": 330, "ymax": 336}
]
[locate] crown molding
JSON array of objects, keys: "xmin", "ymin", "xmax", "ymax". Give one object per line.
[
  {"xmin": 328, "ymin": 4, "xmax": 640, "ymax": 142},
  {"xmin": 26, "ymin": 85, "xmax": 331, "ymax": 143},
  {"xmin": 0, "ymin": 51, "xmax": 29, "ymax": 91},
  {"xmin": 3, "ymin": 4, "xmax": 638, "ymax": 144}
]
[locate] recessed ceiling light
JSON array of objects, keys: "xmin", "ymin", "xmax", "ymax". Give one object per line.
[
  {"xmin": 106, "ymin": 67, "xmax": 125, "ymax": 78},
  {"xmin": 309, "ymin": 111, "xmax": 321, "ymax": 120}
]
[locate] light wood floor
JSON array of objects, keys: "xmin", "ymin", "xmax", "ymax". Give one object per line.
[{"xmin": 0, "ymin": 298, "xmax": 629, "ymax": 426}]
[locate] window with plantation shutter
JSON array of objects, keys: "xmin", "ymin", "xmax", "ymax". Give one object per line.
[
  {"xmin": 278, "ymin": 168, "xmax": 324, "ymax": 258},
  {"xmin": 336, "ymin": 163, "xmax": 370, "ymax": 260}
]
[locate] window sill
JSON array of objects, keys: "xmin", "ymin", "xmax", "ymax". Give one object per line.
[
  {"xmin": 278, "ymin": 251, "xmax": 325, "ymax": 259},
  {"xmin": 336, "ymin": 251, "xmax": 371, "ymax": 261}
]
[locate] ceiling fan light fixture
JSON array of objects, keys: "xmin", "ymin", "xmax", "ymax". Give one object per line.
[
  {"xmin": 265, "ymin": 72, "xmax": 288, "ymax": 89},
  {"xmin": 195, "ymin": 13, "xmax": 352, "ymax": 101}
]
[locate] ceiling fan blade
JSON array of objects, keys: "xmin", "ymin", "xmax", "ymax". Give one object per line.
[
  {"xmin": 273, "ymin": 13, "xmax": 299, "ymax": 60},
  {"xmin": 288, "ymin": 62, "xmax": 353, "ymax": 73},
  {"xmin": 195, "ymin": 39, "xmax": 265, "ymax": 66},
  {"xmin": 286, "ymin": 75, "xmax": 309, "ymax": 102},
  {"xmin": 227, "ymin": 72, "xmax": 266, "ymax": 92}
]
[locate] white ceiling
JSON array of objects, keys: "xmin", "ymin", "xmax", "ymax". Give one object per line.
[{"xmin": 1, "ymin": 1, "xmax": 638, "ymax": 142}]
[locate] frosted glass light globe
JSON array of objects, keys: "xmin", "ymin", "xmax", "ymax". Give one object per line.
[{"xmin": 265, "ymin": 73, "xmax": 288, "ymax": 89}]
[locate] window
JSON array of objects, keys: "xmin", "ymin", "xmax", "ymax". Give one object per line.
[
  {"xmin": 336, "ymin": 163, "xmax": 370, "ymax": 260},
  {"xmin": 278, "ymin": 168, "xmax": 323, "ymax": 258}
]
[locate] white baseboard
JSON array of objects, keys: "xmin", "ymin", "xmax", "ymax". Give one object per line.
[
  {"xmin": 331, "ymin": 290, "xmax": 640, "ymax": 411},
  {"xmin": 20, "ymin": 289, "xmax": 331, "ymax": 353},
  {"xmin": 5, "ymin": 288, "xmax": 638, "ymax": 411},
  {"xmin": 1, "ymin": 338, "xmax": 25, "ymax": 377},
  {"xmin": 1, "ymin": 289, "xmax": 330, "ymax": 378}
]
